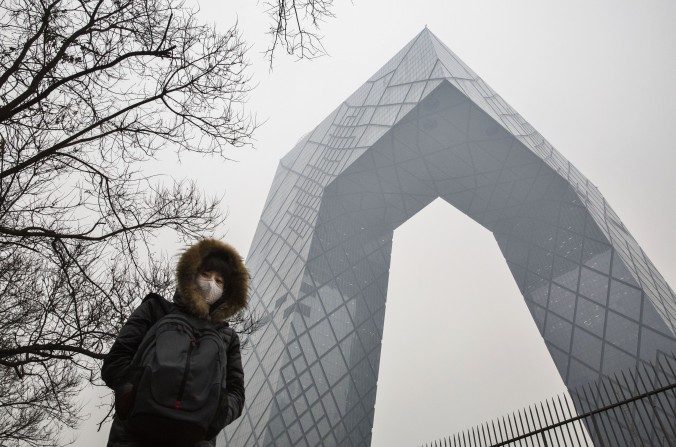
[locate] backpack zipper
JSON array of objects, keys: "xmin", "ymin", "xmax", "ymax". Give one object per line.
[{"xmin": 175, "ymin": 334, "xmax": 196, "ymax": 410}]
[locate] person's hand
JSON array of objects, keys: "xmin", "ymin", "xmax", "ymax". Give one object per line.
[{"xmin": 114, "ymin": 382, "xmax": 135, "ymax": 419}]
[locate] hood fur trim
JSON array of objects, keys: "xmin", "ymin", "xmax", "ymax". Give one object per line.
[{"xmin": 175, "ymin": 238, "xmax": 250, "ymax": 322}]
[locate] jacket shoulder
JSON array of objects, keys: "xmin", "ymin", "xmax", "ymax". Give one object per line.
[
  {"xmin": 139, "ymin": 292, "xmax": 173, "ymax": 320},
  {"xmin": 142, "ymin": 292, "xmax": 171, "ymax": 306},
  {"xmin": 216, "ymin": 324, "xmax": 240, "ymax": 346}
]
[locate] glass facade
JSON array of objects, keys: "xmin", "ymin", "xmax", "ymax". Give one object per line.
[{"xmin": 220, "ymin": 28, "xmax": 676, "ymax": 446}]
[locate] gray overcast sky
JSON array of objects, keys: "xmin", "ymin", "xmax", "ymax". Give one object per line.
[{"xmin": 69, "ymin": 1, "xmax": 676, "ymax": 446}]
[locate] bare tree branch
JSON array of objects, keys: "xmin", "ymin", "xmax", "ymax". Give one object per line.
[
  {"xmin": 262, "ymin": 0, "xmax": 339, "ymax": 67},
  {"xmin": 0, "ymin": 0, "xmax": 262, "ymax": 444},
  {"xmin": 0, "ymin": 0, "xmax": 338, "ymax": 444}
]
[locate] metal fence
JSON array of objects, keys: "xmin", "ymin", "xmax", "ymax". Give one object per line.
[{"xmin": 421, "ymin": 352, "xmax": 676, "ymax": 447}]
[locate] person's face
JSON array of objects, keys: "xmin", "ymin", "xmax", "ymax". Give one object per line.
[
  {"xmin": 198, "ymin": 270, "xmax": 224, "ymax": 286},
  {"xmin": 196, "ymin": 270, "xmax": 225, "ymax": 305}
]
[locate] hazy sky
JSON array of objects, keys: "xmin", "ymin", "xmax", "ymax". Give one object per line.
[{"xmin": 68, "ymin": 1, "xmax": 675, "ymax": 446}]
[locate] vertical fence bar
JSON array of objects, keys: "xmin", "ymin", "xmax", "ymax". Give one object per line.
[
  {"xmin": 568, "ymin": 389, "xmax": 592, "ymax": 447},
  {"xmin": 564, "ymin": 394, "xmax": 590, "ymax": 447},
  {"xmin": 499, "ymin": 416, "xmax": 509, "ymax": 446},
  {"xmin": 529, "ymin": 406, "xmax": 542, "ymax": 447},
  {"xmin": 506, "ymin": 413, "xmax": 519, "ymax": 447},
  {"xmin": 584, "ymin": 382, "xmax": 623, "ymax": 446},
  {"xmin": 529, "ymin": 405, "xmax": 547, "ymax": 445},
  {"xmin": 553, "ymin": 395, "xmax": 573, "ymax": 445},
  {"xmin": 664, "ymin": 353, "xmax": 676, "ymax": 425},
  {"xmin": 491, "ymin": 419, "xmax": 500, "ymax": 445},
  {"xmin": 652, "ymin": 357, "xmax": 676, "ymax": 421},
  {"xmin": 496, "ymin": 417, "xmax": 504, "ymax": 445},
  {"xmin": 632, "ymin": 365, "xmax": 669, "ymax": 443},
  {"xmin": 642, "ymin": 361, "xmax": 676, "ymax": 436},
  {"xmin": 588, "ymin": 412, "xmax": 602, "ymax": 447},
  {"xmin": 539, "ymin": 401, "xmax": 555, "ymax": 447},
  {"xmin": 544, "ymin": 398, "xmax": 562, "ymax": 446},
  {"xmin": 480, "ymin": 422, "xmax": 489, "ymax": 447},
  {"xmin": 524, "ymin": 408, "xmax": 534, "ymax": 447},
  {"xmin": 557, "ymin": 394, "xmax": 580, "ymax": 447},
  {"xmin": 506, "ymin": 413, "xmax": 516, "ymax": 447},
  {"xmin": 600, "ymin": 375, "xmax": 634, "ymax": 445},
  {"xmin": 663, "ymin": 353, "xmax": 676, "ymax": 380},
  {"xmin": 627, "ymin": 368, "xmax": 663, "ymax": 446},
  {"xmin": 616, "ymin": 370, "xmax": 654, "ymax": 445},
  {"xmin": 515, "ymin": 408, "xmax": 529, "ymax": 447}
]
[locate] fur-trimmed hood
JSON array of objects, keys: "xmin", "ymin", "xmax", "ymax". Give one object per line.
[{"xmin": 174, "ymin": 238, "xmax": 250, "ymax": 323}]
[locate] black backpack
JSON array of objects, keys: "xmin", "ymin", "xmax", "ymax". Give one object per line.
[{"xmin": 124, "ymin": 302, "xmax": 229, "ymax": 445}]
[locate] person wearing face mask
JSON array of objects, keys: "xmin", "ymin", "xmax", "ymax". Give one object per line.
[
  {"xmin": 101, "ymin": 238, "xmax": 250, "ymax": 447},
  {"xmin": 196, "ymin": 271, "xmax": 225, "ymax": 306}
]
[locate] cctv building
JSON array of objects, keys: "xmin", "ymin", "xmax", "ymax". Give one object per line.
[{"xmin": 220, "ymin": 28, "xmax": 676, "ymax": 446}]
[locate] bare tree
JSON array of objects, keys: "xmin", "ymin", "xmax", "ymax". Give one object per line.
[{"xmin": 0, "ymin": 0, "xmax": 335, "ymax": 445}]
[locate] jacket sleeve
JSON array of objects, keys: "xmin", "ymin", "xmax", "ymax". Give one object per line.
[
  {"xmin": 223, "ymin": 330, "xmax": 246, "ymax": 426},
  {"xmin": 101, "ymin": 297, "xmax": 157, "ymax": 390},
  {"xmin": 206, "ymin": 329, "xmax": 246, "ymax": 438}
]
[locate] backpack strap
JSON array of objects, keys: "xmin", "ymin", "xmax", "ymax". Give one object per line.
[{"xmin": 126, "ymin": 293, "xmax": 174, "ymax": 381}]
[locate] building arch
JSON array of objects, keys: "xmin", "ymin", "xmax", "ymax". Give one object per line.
[{"xmin": 222, "ymin": 28, "xmax": 675, "ymax": 447}]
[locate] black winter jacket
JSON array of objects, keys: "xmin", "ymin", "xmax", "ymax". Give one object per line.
[
  {"xmin": 101, "ymin": 238, "xmax": 250, "ymax": 447},
  {"xmin": 101, "ymin": 293, "xmax": 246, "ymax": 446}
]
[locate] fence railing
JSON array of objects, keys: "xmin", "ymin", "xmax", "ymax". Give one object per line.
[{"xmin": 421, "ymin": 352, "xmax": 676, "ymax": 447}]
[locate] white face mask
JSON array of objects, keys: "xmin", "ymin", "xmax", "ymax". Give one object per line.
[{"xmin": 196, "ymin": 274, "xmax": 224, "ymax": 305}]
